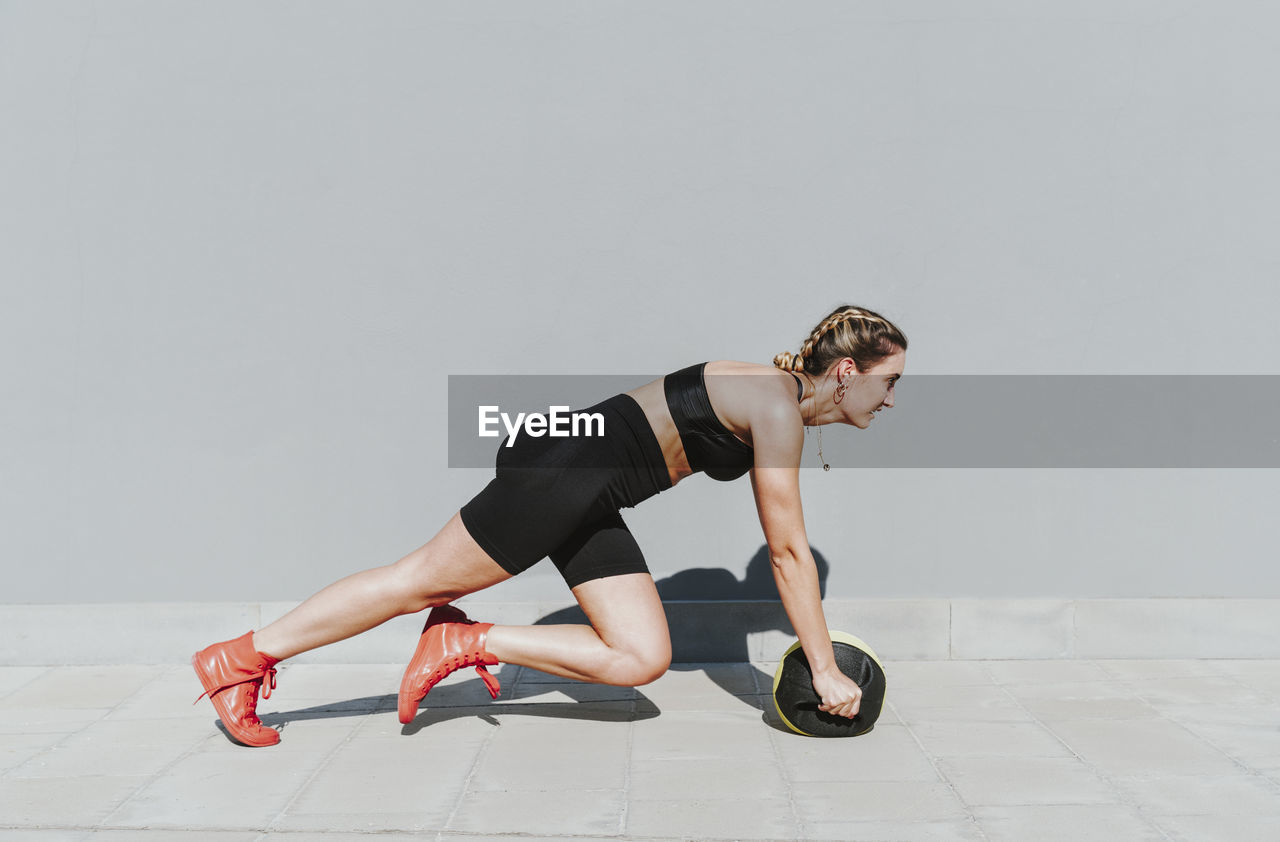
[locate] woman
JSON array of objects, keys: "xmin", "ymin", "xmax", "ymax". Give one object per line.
[{"xmin": 192, "ymin": 304, "xmax": 908, "ymax": 746}]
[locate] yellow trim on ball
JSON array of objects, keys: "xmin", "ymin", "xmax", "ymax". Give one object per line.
[
  {"xmin": 771, "ymin": 630, "xmax": 886, "ymax": 737},
  {"xmin": 772, "ymin": 639, "xmax": 808, "ymax": 735},
  {"xmin": 829, "ymin": 630, "xmax": 885, "ymax": 674}
]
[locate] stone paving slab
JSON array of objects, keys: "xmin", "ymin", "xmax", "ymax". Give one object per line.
[{"xmin": 1, "ymin": 660, "xmax": 1279, "ymax": 840}]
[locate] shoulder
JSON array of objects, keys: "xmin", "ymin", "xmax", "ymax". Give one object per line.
[
  {"xmin": 704, "ymin": 360, "xmax": 797, "ymax": 391},
  {"xmin": 704, "ymin": 360, "xmax": 804, "ymax": 450},
  {"xmin": 704, "ymin": 360, "xmax": 802, "ymax": 408}
]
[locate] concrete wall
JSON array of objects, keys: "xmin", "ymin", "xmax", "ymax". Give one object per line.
[{"xmin": 4, "ymin": 1, "xmax": 1279, "ymax": 610}]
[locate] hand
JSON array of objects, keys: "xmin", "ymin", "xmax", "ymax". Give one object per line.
[{"xmin": 811, "ymin": 667, "xmax": 862, "ymax": 719}]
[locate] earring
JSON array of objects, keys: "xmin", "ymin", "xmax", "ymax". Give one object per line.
[{"xmin": 833, "ymin": 378, "xmax": 849, "ymax": 404}]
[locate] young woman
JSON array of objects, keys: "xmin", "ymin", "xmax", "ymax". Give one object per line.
[{"xmin": 192, "ymin": 305, "xmax": 908, "ymax": 746}]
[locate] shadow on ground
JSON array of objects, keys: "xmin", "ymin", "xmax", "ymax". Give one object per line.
[
  {"xmin": 252, "ymin": 545, "xmax": 824, "ymax": 738},
  {"xmin": 530, "ymin": 545, "xmax": 827, "ymax": 715}
]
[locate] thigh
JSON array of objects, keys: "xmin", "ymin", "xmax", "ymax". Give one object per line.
[
  {"xmin": 398, "ymin": 510, "xmax": 515, "ymax": 604},
  {"xmin": 572, "ymin": 571, "xmax": 671, "ymax": 664},
  {"xmin": 461, "ymin": 466, "xmax": 611, "ymax": 578},
  {"xmin": 460, "ymin": 392, "xmax": 662, "ymax": 578},
  {"xmin": 549, "ymin": 510, "xmax": 651, "ymax": 589}
]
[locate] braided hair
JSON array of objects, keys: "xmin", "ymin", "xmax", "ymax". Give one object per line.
[{"xmin": 773, "ymin": 305, "xmax": 908, "ymax": 376}]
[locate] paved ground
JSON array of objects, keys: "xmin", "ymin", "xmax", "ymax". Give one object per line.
[{"xmin": 2, "ymin": 659, "xmax": 1280, "ymax": 841}]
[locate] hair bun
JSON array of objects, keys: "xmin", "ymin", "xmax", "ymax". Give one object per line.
[{"xmin": 773, "ymin": 351, "xmax": 804, "ymax": 371}]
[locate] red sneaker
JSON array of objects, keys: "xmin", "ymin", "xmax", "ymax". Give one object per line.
[
  {"xmin": 192, "ymin": 631, "xmax": 281, "ymax": 747},
  {"xmin": 398, "ymin": 605, "xmax": 500, "ymax": 724}
]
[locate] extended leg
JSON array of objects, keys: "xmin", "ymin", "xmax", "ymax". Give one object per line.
[
  {"xmin": 251, "ymin": 510, "xmax": 513, "ymax": 660},
  {"xmin": 194, "ymin": 510, "xmax": 512, "ymax": 746}
]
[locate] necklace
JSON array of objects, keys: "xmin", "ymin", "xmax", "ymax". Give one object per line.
[{"xmin": 802, "ymin": 374, "xmax": 830, "ymax": 471}]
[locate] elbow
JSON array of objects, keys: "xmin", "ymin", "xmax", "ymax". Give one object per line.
[
  {"xmin": 770, "ymin": 545, "xmax": 819, "ymax": 583},
  {"xmin": 769, "ymin": 547, "xmax": 799, "ymax": 572}
]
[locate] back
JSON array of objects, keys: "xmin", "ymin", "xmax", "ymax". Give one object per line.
[{"xmin": 664, "ymin": 362, "xmax": 803, "ymax": 482}]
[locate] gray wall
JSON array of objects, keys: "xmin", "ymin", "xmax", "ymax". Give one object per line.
[{"xmin": 3, "ymin": 0, "xmax": 1278, "ymax": 604}]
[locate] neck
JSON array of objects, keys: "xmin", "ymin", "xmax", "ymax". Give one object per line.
[{"xmin": 798, "ymin": 373, "xmax": 844, "ymax": 427}]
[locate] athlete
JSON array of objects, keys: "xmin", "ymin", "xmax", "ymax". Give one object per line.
[{"xmin": 192, "ymin": 304, "xmax": 908, "ymax": 746}]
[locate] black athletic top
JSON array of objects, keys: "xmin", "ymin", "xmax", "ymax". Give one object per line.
[{"xmin": 663, "ymin": 362, "xmax": 804, "ymax": 482}]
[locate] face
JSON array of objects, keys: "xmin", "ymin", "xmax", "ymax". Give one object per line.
[{"xmin": 841, "ymin": 348, "xmax": 905, "ymax": 429}]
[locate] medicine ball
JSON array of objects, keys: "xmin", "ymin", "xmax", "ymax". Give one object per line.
[{"xmin": 771, "ymin": 631, "xmax": 886, "ymax": 737}]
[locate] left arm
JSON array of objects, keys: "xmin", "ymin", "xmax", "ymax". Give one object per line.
[{"xmin": 748, "ymin": 403, "xmax": 861, "ymax": 719}]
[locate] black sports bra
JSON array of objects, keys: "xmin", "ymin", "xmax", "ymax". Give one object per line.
[{"xmin": 663, "ymin": 362, "xmax": 804, "ymax": 482}]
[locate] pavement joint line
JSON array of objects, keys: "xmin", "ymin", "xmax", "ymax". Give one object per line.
[
  {"xmin": 1215, "ymin": 665, "xmax": 1280, "ymax": 800},
  {"xmin": 750, "ymin": 661, "xmax": 777, "ymax": 695},
  {"xmin": 0, "ymin": 665, "xmax": 53, "ymax": 703},
  {"xmin": 1113, "ymin": 672, "xmax": 1280, "ymax": 793},
  {"xmin": 95, "ymin": 666, "xmax": 272, "ymax": 830},
  {"xmin": 0, "ymin": 827, "xmax": 92, "ymax": 835},
  {"xmin": 1069, "ymin": 599, "xmax": 1078, "ymax": 658},
  {"xmin": 948, "ymin": 601, "xmax": 954, "ymax": 660},
  {"xmin": 760, "ymin": 687, "xmax": 802, "ymax": 837},
  {"xmin": 17, "ymin": 826, "xmax": 780, "ymax": 841},
  {"xmin": 618, "ymin": 691, "xmax": 636, "ymax": 835},
  {"xmin": 430, "ymin": 832, "xmax": 797, "ymax": 842},
  {"xmin": 982, "ymin": 660, "xmax": 1177, "ymax": 842},
  {"xmin": 264, "ymin": 702, "xmax": 367, "ymax": 832},
  {"xmin": 435, "ymin": 832, "xmax": 801, "ymax": 842},
  {"xmin": 1115, "ymin": 676, "xmax": 1271, "ymax": 777},
  {"xmin": 1, "ymin": 830, "xmax": 793, "ymax": 841},
  {"xmin": 1070, "ymin": 658, "xmax": 1112, "ymax": 684},
  {"xmin": 896, "ymin": 694, "xmax": 991, "ymax": 842},
  {"xmin": 439, "ymin": 698, "xmax": 504, "ymax": 833},
  {"xmin": 1, "ymin": 664, "xmax": 169, "ymax": 786}
]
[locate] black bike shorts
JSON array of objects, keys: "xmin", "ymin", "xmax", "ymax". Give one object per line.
[{"xmin": 459, "ymin": 393, "xmax": 673, "ymax": 589}]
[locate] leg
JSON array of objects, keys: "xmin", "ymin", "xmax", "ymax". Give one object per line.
[
  {"xmin": 397, "ymin": 508, "xmax": 669, "ymax": 722},
  {"xmin": 485, "ymin": 572, "xmax": 671, "ymax": 686},
  {"xmin": 400, "ymin": 511, "xmax": 671, "ymax": 704},
  {"xmin": 197, "ymin": 510, "xmax": 515, "ymax": 745},
  {"xmin": 486, "ymin": 512, "xmax": 670, "ymax": 685},
  {"xmin": 252, "ymin": 510, "xmax": 512, "ymax": 660}
]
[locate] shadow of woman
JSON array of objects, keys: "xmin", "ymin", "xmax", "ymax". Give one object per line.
[
  {"xmin": 258, "ymin": 546, "xmax": 827, "ymax": 734},
  {"xmin": 525, "ymin": 546, "xmax": 829, "ymax": 715},
  {"xmin": 253, "ymin": 677, "xmax": 660, "ymax": 738}
]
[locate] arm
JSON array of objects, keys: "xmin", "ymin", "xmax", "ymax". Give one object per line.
[{"xmin": 748, "ymin": 404, "xmax": 862, "ymax": 718}]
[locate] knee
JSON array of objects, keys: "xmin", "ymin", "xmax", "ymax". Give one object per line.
[
  {"xmin": 612, "ymin": 645, "xmax": 671, "ymax": 687},
  {"xmin": 389, "ymin": 554, "xmax": 461, "ymax": 613},
  {"xmin": 632, "ymin": 653, "xmax": 671, "ymax": 686}
]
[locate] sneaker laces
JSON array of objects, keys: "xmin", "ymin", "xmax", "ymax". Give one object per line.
[
  {"xmin": 194, "ymin": 666, "xmax": 277, "ymax": 705},
  {"xmin": 260, "ymin": 665, "xmax": 277, "ymax": 700},
  {"xmin": 419, "ymin": 654, "xmax": 500, "ymax": 699}
]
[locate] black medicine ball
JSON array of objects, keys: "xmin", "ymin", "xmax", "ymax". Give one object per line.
[{"xmin": 771, "ymin": 631, "xmax": 886, "ymax": 737}]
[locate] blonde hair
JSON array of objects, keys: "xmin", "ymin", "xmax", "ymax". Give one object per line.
[{"xmin": 773, "ymin": 305, "xmax": 908, "ymax": 375}]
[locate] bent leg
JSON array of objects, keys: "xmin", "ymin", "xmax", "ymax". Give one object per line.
[
  {"xmin": 485, "ymin": 511, "xmax": 670, "ymax": 686},
  {"xmin": 252, "ymin": 510, "xmax": 512, "ymax": 660},
  {"xmin": 486, "ymin": 572, "xmax": 672, "ymax": 687}
]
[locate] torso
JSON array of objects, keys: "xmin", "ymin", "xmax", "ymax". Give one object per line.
[{"xmin": 624, "ymin": 360, "xmax": 805, "ymax": 487}]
